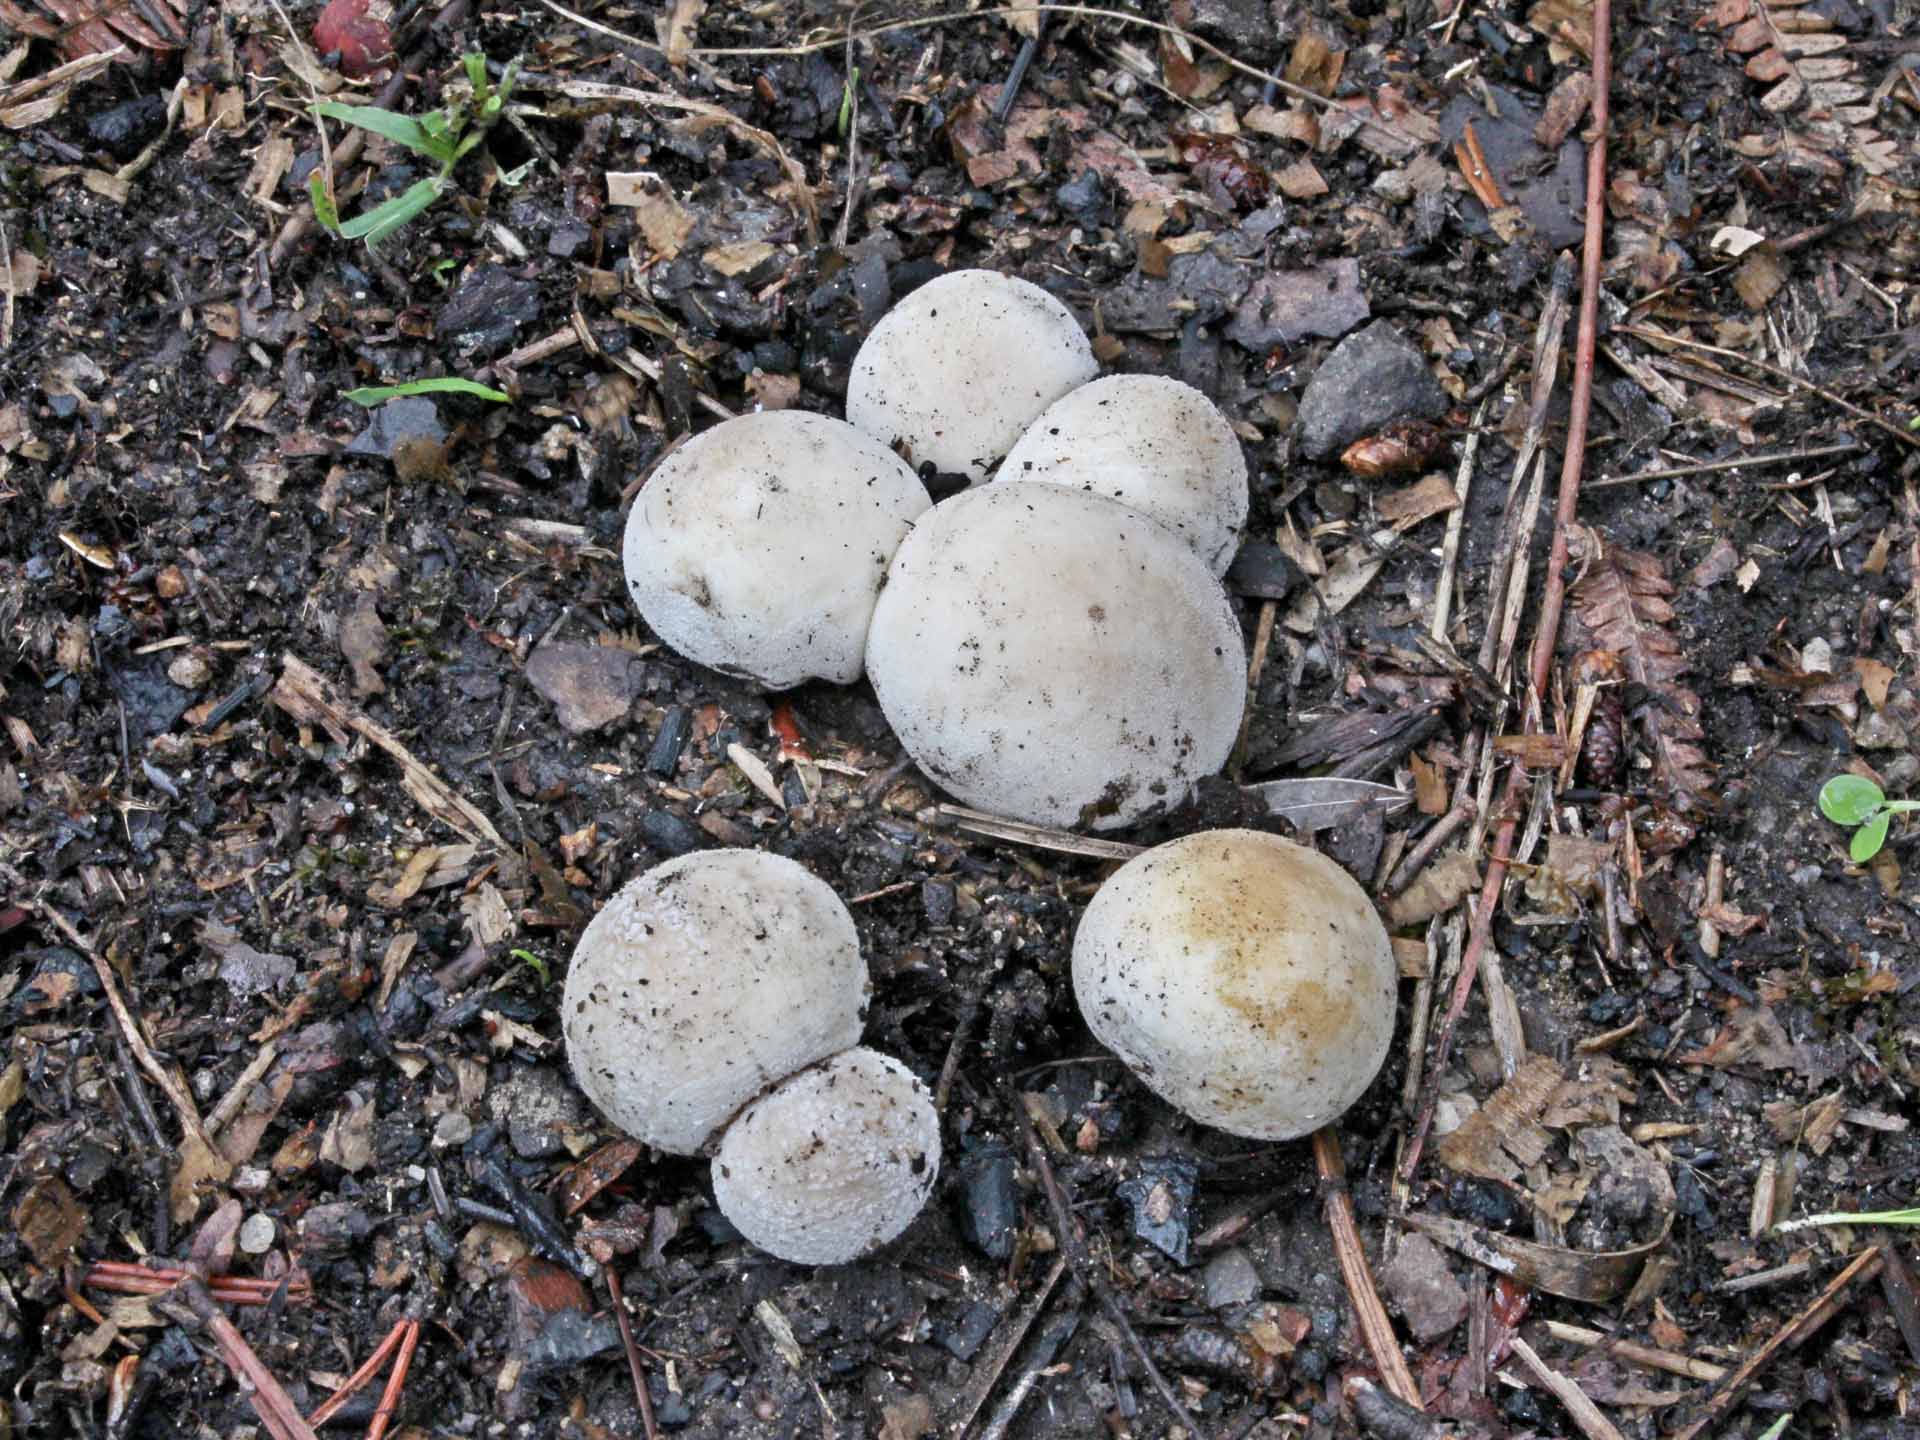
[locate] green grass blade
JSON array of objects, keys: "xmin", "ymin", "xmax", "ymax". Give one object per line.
[
  {"xmin": 309, "ymin": 172, "xmax": 342, "ymax": 234},
  {"xmin": 345, "ymin": 378, "xmax": 511, "ymax": 406},
  {"xmin": 339, "ymin": 178, "xmax": 443, "ymax": 244},
  {"xmin": 1820, "ymin": 773, "xmax": 1886, "ymax": 826},
  {"xmin": 313, "ymin": 101, "xmax": 440, "ymax": 159}
]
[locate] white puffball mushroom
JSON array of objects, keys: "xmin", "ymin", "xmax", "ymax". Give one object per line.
[
  {"xmin": 866, "ymin": 482, "xmax": 1245, "ymax": 830},
  {"xmin": 563, "ymin": 849, "xmax": 871, "ymax": 1155},
  {"xmin": 998, "ymin": 375, "xmax": 1249, "ymax": 577},
  {"xmin": 1072, "ymin": 829, "xmax": 1397, "ymax": 1140},
  {"xmin": 622, "ymin": 410, "xmax": 931, "ymax": 688},
  {"xmin": 713, "ymin": 1047, "xmax": 941, "ymax": 1265},
  {"xmin": 846, "ymin": 269, "xmax": 1098, "ymax": 481}
]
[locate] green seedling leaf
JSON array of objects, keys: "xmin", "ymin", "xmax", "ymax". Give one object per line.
[
  {"xmin": 345, "ymin": 378, "xmax": 511, "ymax": 406},
  {"xmin": 1851, "ymin": 811, "xmax": 1892, "ymax": 863},
  {"xmin": 309, "ymin": 172, "xmax": 342, "ymax": 235},
  {"xmin": 464, "ymin": 51, "xmax": 489, "ymax": 98},
  {"xmin": 837, "ymin": 65, "xmax": 859, "ymax": 139},
  {"xmin": 495, "ymin": 158, "xmax": 535, "ymax": 189},
  {"xmin": 1776, "ymin": 1205, "xmax": 1920, "ymax": 1233},
  {"xmin": 314, "ymin": 101, "xmax": 440, "ymax": 160},
  {"xmin": 339, "ymin": 177, "xmax": 444, "ymax": 246},
  {"xmin": 1819, "ymin": 773, "xmax": 1886, "ymax": 826},
  {"xmin": 511, "ymin": 947, "xmax": 549, "ymax": 986},
  {"xmin": 1755, "ymin": 1415, "xmax": 1793, "ymax": 1440}
]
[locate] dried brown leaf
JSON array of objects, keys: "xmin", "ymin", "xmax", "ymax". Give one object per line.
[{"xmin": 1568, "ymin": 525, "xmax": 1714, "ymax": 814}]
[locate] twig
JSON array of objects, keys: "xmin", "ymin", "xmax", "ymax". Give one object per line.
[
  {"xmin": 36, "ymin": 904, "xmax": 222, "ymax": 1159},
  {"xmin": 1401, "ymin": 0, "xmax": 1611, "ymax": 1187},
  {"xmin": 976, "ymin": 1302, "xmax": 1082, "ymax": 1440},
  {"xmin": 606, "ymin": 1263, "xmax": 662, "ymax": 1440},
  {"xmin": 173, "ymin": 1273, "xmax": 319, "ymax": 1440},
  {"xmin": 0, "ymin": 215, "xmax": 13, "ymax": 352},
  {"xmin": 306, "ymin": 1319, "xmax": 409, "ymax": 1427},
  {"xmin": 935, "ymin": 804, "xmax": 1143, "ymax": 861},
  {"xmin": 205, "ymin": 1041, "xmax": 280, "ymax": 1141},
  {"xmin": 1509, "ymin": 1337, "xmax": 1627, "ymax": 1440},
  {"xmin": 1589, "ymin": 441, "xmax": 1863, "ymax": 488},
  {"xmin": 1314, "ymin": 1129, "xmax": 1421, "ymax": 1409},
  {"xmin": 947, "ymin": 1257, "xmax": 1071, "ymax": 1440},
  {"xmin": 86, "ymin": 1261, "xmax": 310, "ymax": 1305},
  {"xmin": 1014, "ymin": 1101, "xmax": 1211, "ymax": 1440},
  {"xmin": 993, "ymin": 15, "xmax": 1045, "ymax": 120},
  {"xmin": 366, "ymin": 1317, "xmax": 420, "ymax": 1440},
  {"xmin": 1879, "ymin": 1242, "xmax": 1920, "ymax": 1368},
  {"xmin": 1429, "ymin": 398, "xmax": 1485, "ymax": 642},
  {"xmin": 1670, "ymin": 1248, "xmax": 1884, "ymax": 1440},
  {"xmin": 1537, "ymin": 1321, "xmax": 1727, "ymax": 1383},
  {"xmin": 1617, "ymin": 324, "xmax": 1920, "ymax": 452},
  {"xmin": 1345, "ymin": 1376, "xmax": 1452, "ymax": 1440},
  {"xmin": 1381, "ymin": 798, "xmax": 1475, "ymax": 897}
]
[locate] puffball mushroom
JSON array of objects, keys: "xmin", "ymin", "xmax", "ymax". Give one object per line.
[
  {"xmin": 712, "ymin": 1047, "xmax": 941, "ymax": 1265},
  {"xmin": 865, "ymin": 482, "xmax": 1245, "ymax": 831},
  {"xmin": 562, "ymin": 849, "xmax": 871, "ymax": 1155},
  {"xmin": 846, "ymin": 268, "xmax": 1098, "ymax": 481},
  {"xmin": 622, "ymin": 410, "xmax": 931, "ymax": 689},
  {"xmin": 998, "ymin": 375, "xmax": 1250, "ymax": 577},
  {"xmin": 1072, "ymin": 829, "xmax": 1396, "ymax": 1140}
]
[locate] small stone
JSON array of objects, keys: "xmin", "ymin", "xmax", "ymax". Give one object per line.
[
  {"xmin": 167, "ymin": 651, "xmax": 212, "ymax": 690},
  {"xmin": 639, "ymin": 809, "xmax": 705, "ymax": 857},
  {"xmin": 238, "ymin": 1214, "xmax": 276, "ymax": 1254},
  {"xmin": 1203, "ymin": 1247, "xmax": 1261, "ymax": 1309},
  {"xmin": 488, "ymin": 1066, "xmax": 589, "ymax": 1160},
  {"xmin": 1296, "ymin": 321, "xmax": 1450, "ymax": 460},
  {"xmin": 434, "ymin": 1111, "xmax": 474, "ymax": 1148},
  {"xmin": 1227, "ymin": 259, "xmax": 1369, "ymax": 351},
  {"xmin": 1379, "ymin": 1233, "xmax": 1468, "ymax": 1341},
  {"xmin": 154, "ymin": 564, "xmax": 188, "ymax": 599},
  {"xmin": 525, "ymin": 643, "xmax": 642, "ymax": 734}
]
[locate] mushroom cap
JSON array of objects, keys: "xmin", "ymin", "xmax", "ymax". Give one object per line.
[
  {"xmin": 622, "ymin": 410, "xmax": 931, "ymax": 689},
  {"xmin": 998, "ymin": 375, "xmax": 1249, "ymax": 577},
  {"xmin": 1071, "ymin": 829, "xmax": 1397, "ymax": 1140},
  {"xmin": 846, "ymin": 269, "xmax": 1098, "ymax": 481},
  {"xmin": 712, "ymin": 1047, "xmax": 941, "ymax": 1265},
  {"xmin": 562, "ymin": 849, "xmax": 871, "ymax": 1155},
  {"xmin": 865, "ymin": 482, "xmax": 1245, "ymax": 830}
]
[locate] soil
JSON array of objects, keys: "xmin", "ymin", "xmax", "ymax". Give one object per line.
[{"xmin": 2, "ymin": 0, "xmax": 1919, "ymax": 1437}]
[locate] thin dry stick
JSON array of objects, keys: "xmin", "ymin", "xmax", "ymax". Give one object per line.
[
  {"xmin": 36, "ymin": 903, "xmax": 220, "ymax": 1157},
  {"xmin": 1401, "ymin": 0, "xmax": 1611, "ymax": 1187},
  {"xmin": 1313, "ymin": 1129, "xmax": 1421, "ymax": 1409},
  {"xmin": 1013, "ymin": 1102, "xmax": 1211, "ymax": 1440},
  {"xmin": 606, "ymin": 1263, "xmax": 662, "ymax": 1440},
  {"xmin": 1429, "ymin": 398, "xmax": 1486, "ymax": 642},
  {"xmin": 0, "ymin": 215, "xmax": 13, "ymax": 351},
  {"xmin": 1537, "ymin": 1320, "xmax": 1727, "ymax": 1383},
  {"xmin": 542, "ymin": 0, "xmax": 1424, "ymax": 152},
  {"xmin": 305, "ymin": 1319, "xmax": 409, "ymax": 1427},
  {"xmin": 1509, "ymin": 1337, "xmax": 1628, "ymax": 1440},
  {"xmin": 1670, "ymin": 1248, "xmax": 1884, "ymax": 1440},
  {"xmin": 1589, "ymin": 441, "xmax": 1863, "ymax": 488},
  {"xmin": 949, "ymin": 1256, "xmax": 1071, "ymax": 1440},
  {"xmin": 87, "ymin": 1262, "xmax": 310, "ymax": 1305},
  {"xmin": 367, "ymin": 1317, "xmax": 420, "ymax": 1440},
  {"xmin": 176, "ymin": 1274, "xmax": 319, "ymax": 1440},
  {"xmin": 1617, "ymin": 324, "xmax": 1920, "ymax": 453}
]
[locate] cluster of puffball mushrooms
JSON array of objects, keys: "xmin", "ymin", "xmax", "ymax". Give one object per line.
[{"xmin": 563, "ymin": 270, "xmax": 1399, "ymax": 1265}]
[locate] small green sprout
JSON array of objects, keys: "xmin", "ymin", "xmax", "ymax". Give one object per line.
[
  {"xmin": 837, "ymin": 65, "xmax": 860, "ymax": 139},
  {"xmin": 511, "ymin": 947, "xmax": 550, "ymax": 986},
  {"xmin": 310, "ymin": 53, "xmax": 520, "ymax": 250},
  {"xmin": 345, "ymin": 378, "xmax": 510, "ymax": 406},
  {"xmin": 1817, "ymin": 773, "xmax": 1920, "ymax": 863},
  {"xmin": 1775, "ymin": 1205, "xmax": 1920, "ymax": 1234},
  {"xmin": 1755, "ymin": 1415, "xmax": 1793, "ymax": 1440}
]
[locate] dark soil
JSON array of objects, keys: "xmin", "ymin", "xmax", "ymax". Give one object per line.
[{"xmin": 3, "ymin": 0, "xmax": 1920, "ymax": 1437}]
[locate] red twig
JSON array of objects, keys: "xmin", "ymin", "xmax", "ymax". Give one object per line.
[
  {"xmin": 606, "ymin": 1264, "xmax": 662, "ymax": 1440},
  {"xmin": 85, "ymin": 1261, "xmax": 311, "ymax": 1305},
  {"xmin": 1401, "ymin": 0, "xmax": 1611, "ymax": 1185},
  {"xmin": 1315, "ymin": 1130, "xmax": 1422, "ymax": 1409},
  {"xmin": 177, "ymin": 1274, "xmax": 319, "ymax": 1440},
  {"xmin": 366, "ymin": 1318, "xmax": 420, "ymax": 1440},
  {"xmin": 306, "ymin": 1319, "xmax": 410, "ymax": 1428}
]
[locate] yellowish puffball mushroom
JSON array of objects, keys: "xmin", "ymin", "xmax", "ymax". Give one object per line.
[
  {"xmin": 865, "ymin": 482, "xmax": 1245, "ymax": 831},
  {"xmin": 622, "ymin": 410, "xmax": 931, "ymax": 688},
  {"xmin": 712, "ymin": 1047, "xmax": 941, "ymax": 1265},
  {"xmin": 563, "ymin": 850, "xmax": 871, "ymax": 1155},
  {"xmin": 1071, "ymin": 829, "xmax": 1397, "ymax": 1140},
  {"xmin": 846, "ymin": 269, "xmax": 1098, "ymax": 481},
  {"xmin": 998, "ymin": 374, "xmax": 1249, "ymax": 577}
]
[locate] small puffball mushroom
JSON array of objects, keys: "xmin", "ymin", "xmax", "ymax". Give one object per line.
[
  {"xmin": 866, "ymin": 482, "xmax": 1245, "ymax": 830},
  {"xmin": 622, "ymin": 410, "xmax": 931, "ymax": 688},
  {"xmin": 563, "ymin": 849, "xmax": 871, "ymax": 1155},
  {"xmin": 1072, "ymin": 829, "xmax": 1396, "ymax": 1140},
  {"xmin": 846, "ymin": 269, "xmax": 1098, "ymax": 481},
  {"xmin": 998, "ymin": 375, "xmax": 1249, "ymax": 577},
  {"xmin": 713, "ymin": 1047, "xmax": 941, "ymax": 1265}
]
